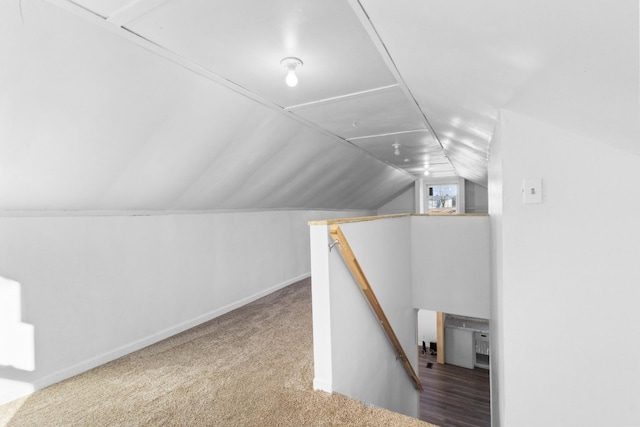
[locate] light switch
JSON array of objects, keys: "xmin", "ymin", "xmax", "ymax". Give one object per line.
[{"xmin": 522, "ymin": 179, "xmax": 542, "ymax": 204}]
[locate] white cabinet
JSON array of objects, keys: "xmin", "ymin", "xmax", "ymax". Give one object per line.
[{"xmin": 444, "ymin": 327, "xmax": 475, "ymax": 369}]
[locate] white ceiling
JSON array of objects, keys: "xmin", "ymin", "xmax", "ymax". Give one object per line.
[
  {"xmin": 1, "ymin": 0, "xmax": 637, "ymax": 211},
  {"xmin": 111, "ymin": 0, "xmax": 459, "ymax": 178}
]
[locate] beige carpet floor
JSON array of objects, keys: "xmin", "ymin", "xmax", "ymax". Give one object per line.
[{"xmin": 0, "ymin": 278, "xmax": 434, "ymax": 426}]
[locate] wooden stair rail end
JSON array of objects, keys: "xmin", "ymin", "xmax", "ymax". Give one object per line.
[{"xmin": 329, "ymin": 224, "xmax": 423, "ymax": 393}]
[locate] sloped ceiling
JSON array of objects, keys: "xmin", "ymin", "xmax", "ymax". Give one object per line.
[
  {"xmin": 360, "ymin": 0, "xmax": 639, "ymax": 169},
  {"xmin": 1, "ymin": 0, "xmax": 637, "ymax": 212}
]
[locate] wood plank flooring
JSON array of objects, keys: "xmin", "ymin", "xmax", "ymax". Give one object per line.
[{"xmin": 418, "ymin": 349, "xmax": 490, "ymax": 427}]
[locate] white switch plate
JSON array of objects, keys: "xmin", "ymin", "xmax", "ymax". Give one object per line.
[{"xmin": 522, "ymin": 179, "xmax": 542, "ymax": 204}]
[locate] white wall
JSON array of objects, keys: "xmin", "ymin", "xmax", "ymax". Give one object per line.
[
  {"xmin": 0, "ymin": 209, "xmax": 369, "ymax": 405},
  {"xmin": 488, "ymin": 116, "xmax": 505, "ymax": 427},
  {"xmin": 465, "ymin": 180, "xmax": 489, "ymax": 213},
  {"xmin": 311, "ymin": 216, "xmax": 419, "ymax": 418},
  {"xmin": 311, "ymin": 213, "xmax": 490, "ymax": 417},
  {"xmin": 309, "ymin": 225, "xmax": 333, "ymax": 393},
  {"xmin": 417, "ymin": 309, "xmax": 437, "ymax": 348},
  {"xmin": 376, "ymin": 186, "xmax": 415, "ymax": 215},
  {"xmin": 412, "ymin": 215, "xmax": 490, "ymax": 319},
  {"xmin": 489, "ymin": 110, "xmax": 640, "ymax": 426}
]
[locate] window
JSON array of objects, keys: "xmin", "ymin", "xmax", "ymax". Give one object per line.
[{"xmin": 428, "ymin": 184, "xmax": 457, "ymax": 214}]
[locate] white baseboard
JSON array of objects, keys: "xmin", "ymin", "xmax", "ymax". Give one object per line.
[
  {"xmin": 313, "ymin": 377, "xmax": 333, "ymax": 393},
  {"xmin": 3, "ymin": 273, "xmax": 311, "ymax": 406}
]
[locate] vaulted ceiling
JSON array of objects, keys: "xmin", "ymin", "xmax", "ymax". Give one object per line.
[{"xmin": 1, "ymin": 0, "xmax": 637, "ymax": 212}]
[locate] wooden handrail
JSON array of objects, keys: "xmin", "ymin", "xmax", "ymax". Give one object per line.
[
  {"xmin": 308, "ymin": 212, "xmax": 488, "ymax": 226},
  {"xmin": 329, "ymin": 224, "xmax": 423, "ymax": 393}
]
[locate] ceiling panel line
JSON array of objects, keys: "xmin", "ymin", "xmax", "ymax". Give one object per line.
[
  {"xmin": 106, "ymin": 0, "xmax": 170, "ymax": 27},
  {"xmin": 44, "ymin": 0, "xmax": 416, "ymax": 180},
  {"xmin": 60, "ymin": 0, "xmax": 107, "ymax": 18},
  {"xmin": 284, "ymin": 84, "xmax": 399, "ymax": 111},
  {"xmin": 347, "ymin": 128, "xmax": 430, "ymax": 141},
  {"xmin": 348, "ymin": 0, "xmax": 458, "ymax": 176}
]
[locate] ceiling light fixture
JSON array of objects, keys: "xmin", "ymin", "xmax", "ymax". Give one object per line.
[
  {"xmin": 424, "ymin": 168, "xmax": 430, "ymax": 176},
  {"xmin": 280, "ymin": 57, "xmax": 303, "ymax": 87},
  {"xmin": 392, "ymin": 143, "xmax": 401, "ymax": 156}
]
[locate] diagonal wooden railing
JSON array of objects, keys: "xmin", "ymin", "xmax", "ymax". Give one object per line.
[{"xmin": 329, "ymin": 224, "xmax": 423, "ymax": 393}]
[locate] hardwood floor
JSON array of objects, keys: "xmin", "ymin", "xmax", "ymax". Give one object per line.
[{"xmin": 418, "ymin": 349, "xmax": 490, "ymax": 427}]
